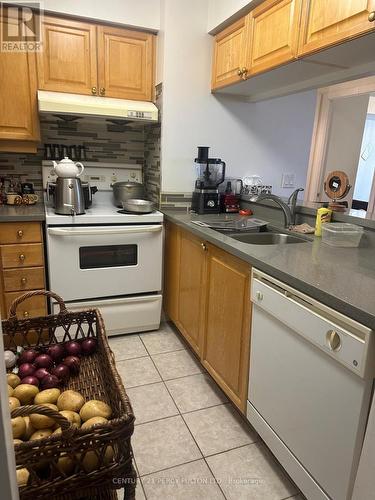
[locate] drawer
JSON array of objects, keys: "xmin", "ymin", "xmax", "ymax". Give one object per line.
[
  {"xmin": 0, "ymin": 243, "xmax": 44, "ymax": 268},
  {"xmin": 4, "ymin": 291, "xmax": 47, "ymax": 319},
  {"xmin": 0, "ymin": 222, "xmax": 42, "ymax": 244},
  {"xmin": 2, "ymin": 267, "xmax": 45, "ymax": 292}
]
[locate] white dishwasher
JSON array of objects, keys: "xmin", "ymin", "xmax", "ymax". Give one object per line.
[{"xmin": 247, "ymin": 269, "xmax": 375, "ymax": 500}]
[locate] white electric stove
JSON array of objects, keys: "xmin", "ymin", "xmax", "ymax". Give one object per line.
[{"xmin": 42, "ymin": 163, "xmax": 164, "ymax": 336}]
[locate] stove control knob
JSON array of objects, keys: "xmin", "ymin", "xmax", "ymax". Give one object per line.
[{"xmin": 207, "ymin": 200, "xmax": 215, "ymax": 207}]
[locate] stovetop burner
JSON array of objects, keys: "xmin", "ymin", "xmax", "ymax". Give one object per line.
[{"xmin": 117, "ymin": 209, "xmax": 154, "ymax": 215}]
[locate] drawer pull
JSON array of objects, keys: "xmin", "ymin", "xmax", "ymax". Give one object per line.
[
  {"xmin": 23, "ymin": 311, "xmax": 29, "ymax": 318},
  {"xmin": 326, "ymin": 330, "xmax": 341, "ymax": 351},
  {"xmin": 20, "ymin": 277, "xmax": 27, "ymax": 285},
  {"xmin": 369, "ymin": 11, "xmax": 375, "ymax": 22},
  {"xmin": 17, "ymin": 230, "xmax": 24, "ymax": 238},
  {"xmin": 19, "ymin": 254, "xmax": 25, "ymax": 262}
]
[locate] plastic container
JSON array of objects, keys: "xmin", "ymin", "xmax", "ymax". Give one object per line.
[{"xmin": 321, "ymin": 223, "xmax": 364, "ymax": 247}]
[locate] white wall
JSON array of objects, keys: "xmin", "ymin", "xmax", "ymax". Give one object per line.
[
  {"xmin": 160, "ymin": 0, "xmax": 317, "ymax": 198},
  {"xmin": 207, "ymin": 0, "xmax": 257, "ymax": 33},
  {"xmin": 39, "ymin": 0, "xmax": 160, "ymax": 30}
]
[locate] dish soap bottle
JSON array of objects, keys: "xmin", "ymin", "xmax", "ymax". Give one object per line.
[{"xmin": 315, "ymin": 206, "xmax": 332, "ymax": 237}]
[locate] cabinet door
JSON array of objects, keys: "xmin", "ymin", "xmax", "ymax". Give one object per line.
[
  {"xmin": 164, "ymin": 222, "xmax": 180, "ymax": 324},
  {"xmin": 176, "ymin": 230, "xmax": 206, "ymax": 355},
  {"xmin": 97, "ymin": 26, "xmax": 155, "ymax": 101},
  {"xmin": 0, "ymin": 15, "xmax": 39, "ymax": 145},
  {"xmin": 248, "ymin": 0, "xmax": 302, "ymax": 76},
  {"xmin": 299, "ymin": 0, "xmax": 375, "ymax": 56},
  {"xmin": 202, "ymin": 244, "xmax": 251, "ymax": 412},
  {"xmin": 37, "ymin": 16, "xmax": 98, "ymax": 95},
  {"xmin": 211, "ymin": 16, "xmax": 249, "ymax": 90}
]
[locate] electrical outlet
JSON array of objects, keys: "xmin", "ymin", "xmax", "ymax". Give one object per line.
[{"xmin": 281, "ymin": 173, "xmax": 295, "ymax": 188}]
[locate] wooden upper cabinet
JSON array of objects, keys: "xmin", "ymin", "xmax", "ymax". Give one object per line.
[
  {"xmin": 248, "ymin": 0, "xmax": 302, "ymax": 76},
  {"xmin": 211, "ymin": 16, "xmax": 248, "ymax": 90},
  {"xmin": 97, "ymin": 26, "xmax": 155, "ymax": 101},
  {"xmin": 0, "ymin": 14, "xmax": 40, "ymax": 150},
  {"xmin": 37, "ymin": 16, "xmax": 98, "ymax": 95},
  {"xmin": 299, "ymin": 0, "xmax": 375, "ymax": 56},
  {"xmin": 201, "ymin": 244, "xmax": 251, "ymax": 412}
]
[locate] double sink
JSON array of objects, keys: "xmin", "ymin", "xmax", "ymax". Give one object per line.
[{"xmin": 218, "ymin": 226, "xmax": 310, "ymax": 246}]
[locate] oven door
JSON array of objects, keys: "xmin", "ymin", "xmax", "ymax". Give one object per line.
[{"xmin": 47, "ymin": 225, "xmax": 163, "ymax": 301}]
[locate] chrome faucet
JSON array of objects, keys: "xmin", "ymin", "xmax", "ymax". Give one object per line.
[{"xmin": 250, "ymin": 188, "xmax": 304, "ymax": 228}]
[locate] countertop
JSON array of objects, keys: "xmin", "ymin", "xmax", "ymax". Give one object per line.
[
  {"xmin": 163, "ymin": 210, "xmax": 375, "ymax": 330},
  {"xmin": 0, "ymin": 203, "xmax": 45, "ymax": 222}
]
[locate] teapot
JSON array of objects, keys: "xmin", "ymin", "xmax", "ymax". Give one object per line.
[{"xmin": 52, "ymin": 157, "xmax": 84, "ymax": 178}]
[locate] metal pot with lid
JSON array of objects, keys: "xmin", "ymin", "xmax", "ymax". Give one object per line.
[{"xmin": 111, "ymin": 181, "xmax": 145, "ymax": 207}]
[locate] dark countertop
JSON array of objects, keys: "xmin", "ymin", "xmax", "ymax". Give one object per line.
[
  {"xmin": 163, "ymin": 210, "xmax": 375, "ymax": 330},
  {"xmin": 0, "ymin": 203, "xmax": 45, "ymax": 222}
]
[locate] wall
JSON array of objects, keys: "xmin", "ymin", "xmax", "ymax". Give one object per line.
[
  {"xmin": 159, "ymin": 0, "xmax": 317, "ymax": 203},
  {"xmin": 21, "ymin": 0, "xmax": 160, "ymax": 30},
  {"xmin": 207, "ymin": 0, "xmax": 257, "ymax": 33}
]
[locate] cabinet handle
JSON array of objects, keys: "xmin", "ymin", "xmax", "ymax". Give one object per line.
[
  {"xmin": 99, "ymin": 87, "xmax": 106, "ymax": 96},
  {"xmin": 19, "ymin": 254, "xmax": 25, "ymax": 262},
  {"xmin": 91, "ymin": 87, "xmax": 97, "ymax": 95},
  {"xmin": 17, "ymin": 230, "xmax": 24, "ymax": 238},
  {"xmin": 201, "ymin": 242, "xmax": 207, "ymax": 251},
  {"xmin": 21, "ymin": 277, "xmax": 27, "ymax": 285},
  {"xmin": 23, "ymin": 311, "xmax": 29, "ymax": 319},
  {"xmin": 369, "ymin": 11, "xmax": 375, "ymax": 22},
  {"xmin": 326, "ymin": 329, "xmax": 341, "ymax": 351},
  {"xmin": 237, "ymin": 67, "xmax": 248, "ymax": 80}
]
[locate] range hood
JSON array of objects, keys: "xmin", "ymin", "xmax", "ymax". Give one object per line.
[{"xmin": 38, "ymin": 90, "xmax": 158, "ymax": 122}]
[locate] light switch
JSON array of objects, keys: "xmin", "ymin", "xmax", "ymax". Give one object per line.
[{"xmin": 281, "ymin": 173, "xmax": 295, "ymax": 188}]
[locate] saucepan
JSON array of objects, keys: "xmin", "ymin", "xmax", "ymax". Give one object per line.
[{"xmin": 122, "ymin": 199, "xmax": 154, "ymax": 214}]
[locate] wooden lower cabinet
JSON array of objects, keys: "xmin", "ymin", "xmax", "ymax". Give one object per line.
[
  {"xmin": 164, "ymin": 222, "xmax": 251, "ymax": 413},
  {"xmin": 0, "ymin": 222, "xmax": 47, "ymax": 320},
  {"xmin": 201, "ymin": 244, "xmax": 251, "ymax": 412}
]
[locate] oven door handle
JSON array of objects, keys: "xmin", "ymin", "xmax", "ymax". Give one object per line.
[{"xmin": 48, "ymin": 225, "xmax": 163, "ymax": 236}]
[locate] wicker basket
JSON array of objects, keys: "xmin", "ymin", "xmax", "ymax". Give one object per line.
[{"xmin": 3, "ymin": 290, "xmax": 136, "ymax": 500}]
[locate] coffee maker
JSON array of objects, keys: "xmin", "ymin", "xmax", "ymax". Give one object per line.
[
  {"xmin": 191, "ymin": 146, "xmax": 226, "ymax": 214},
  {"xmin": 48, "ymin": 178, "xmax": 86, "ymax": 215}
]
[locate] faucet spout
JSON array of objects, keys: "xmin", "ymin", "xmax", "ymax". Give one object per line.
[{"xmin": 250, "ymin": 188, "xmax": 304, "ymax": 228}]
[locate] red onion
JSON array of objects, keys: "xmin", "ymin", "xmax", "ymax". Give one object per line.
[
  {"xmin": 81, "ymin": 338, "xmax": 97, "ymax": 356},
  {"xmin": 47, "ymin": 344, "xmax": 65, "ymax": 362},
  {"xmin": 34, "ymin": 367, "xmax": 50, "ymax": 380},
  {"xmin": 40, "ymin": 374, "xmax": 60, "ymax": 389},
  {"xmin": 52, "ymin": 364, "xmax": 70, "ymax": 382},
  {"xmin": 34, "ymin": 354, "xmax": 54, "ymax": 369},
  {"xmin": 64, "ymin": 341, "xmax": 82, "ymax": 357},
  {"xmin": 18, "ymin": 363, "xmax": 36, "ymax": 379},
  {"xmin": 21, "ymin": 376, "xmax": 39, "ymax": 387},
  {"xmin": 17, "ymin": 349, "xmax": 38, "ymax": 365},
  {"xmin": 63, "ymin": 356, "xmax": 80, "ymax": 375}
]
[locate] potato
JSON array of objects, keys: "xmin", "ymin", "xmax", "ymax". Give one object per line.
[
  {"xmin": 57, "ymin": 454, "xmax": 75, "ymax": 475},
  {"xmin": 8, "ymin": 384, "xmax": 14, "ymax": 397},
  {"xmin": 7, "ymin": 373, "xmax": 21, "ymax": 389},
  {"xmin": 9, "ymin": 397, "xmax": 20, "ymax": 412},
  {"xmin": 29, "ymin": 429, "xmax": 52, "ymax": 441},
  {"xmin": 57, "ymin": 390, "xmax": 85, "ymax": 412},
  {"xmin": 81, "ymin": 416, "xmax": 108, "ymax": 430},
  {"xmin": 12, "ymin": 417, "xmax": 26, "ymax": 439},
  {"xmin": 80, "ymin": 401, "xmax": 112, "ymax": 422},
  {"xmin": 80, "ymin": 446, "xmax": 114, "ymax": 473},
  {"xmin": 30, "ymin": 403, "xmax": 58, "ymax": 429},
  {"xmin": 34, "ymin": 388, "xmax": 61, "ymax": 405},
  {"xmin": 13, "ymin": 439, "xmax": 23, "ymax": 446},
  {"xmin": 23, "ymin": 416, "xmax": 35, "ymax": 440},
  {"xmin": 59, "ymin": 410, "xmax": 81, "ymax": 428},
  {"xmin": 13, "ymin": 384, "xmax": 39, "ymax": 405},
  {"xmin": 52, "ymin": 427, "xmax": 62, "ymax": 436},
  {"xmin": 16, "ymin": 468, "xmax": 30, "ymax": 487}
]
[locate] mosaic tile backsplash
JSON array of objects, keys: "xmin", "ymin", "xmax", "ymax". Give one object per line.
[{"xmin": 0, "ymin": 117, "xmax": 161, "ymax": 205}]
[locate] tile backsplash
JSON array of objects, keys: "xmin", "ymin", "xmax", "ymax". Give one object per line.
[{"xmin": 0, "ymin": 117, "xmax": 161, "ymax": 204}]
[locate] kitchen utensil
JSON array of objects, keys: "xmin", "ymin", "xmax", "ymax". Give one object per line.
[
  {"xmin": 21, "ymin": 182, "xmax": 34, "ymax": 194},
  {"xmin": 82, "ymin": 183, "xmax": 98, "ymax": 208},
  {"xmin": 54, "ymin": 177, "xmax": 85, "ymax": 215},
  {"xmin": 191, "ymin": 146, "xmax": 226, "ymax": 214},
  {"xmin": 191, "ymin": 217, "xmax": 268, "ymax": 231},
  {"xmin": 112, "ymin": 181, "xmax": 145, "ymax": 207},
  {"xmin": 22, "ymin": 194, "xmax": 39, "ymax": 205},
  {"xmin": 6, "ymin": 193, "xmax": 22, "ymax": 205},
  {"xmin": 69, "ymin": 144, "xmax": 78, "ymax": 160},
  {"xmin": 52, "ymin": 144, "xmax": 61, "ymax": 160},
  {"xmin": 53, "ymin": 157, "xmax": 85, "ymax": 178},
  {"xmin": 78, "ymin": 145, "xmax": 87, "ymax": 161},
  {"xmin": 121, "ymin": 198, "xmax": 154, "ymax": 214},
  {"xmin": 44, "ymin": 144, "xmax": 53, "ymax": 160}
]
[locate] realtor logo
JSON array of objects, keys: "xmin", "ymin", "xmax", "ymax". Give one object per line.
[{"xmin": 1, "ymin": 2, "xmax": 43, "ymax": 52}]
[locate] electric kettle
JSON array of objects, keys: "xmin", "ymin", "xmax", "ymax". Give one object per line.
[{"xmin": 52, "ymin": 157, "xmax": 84, "ymax": 178}]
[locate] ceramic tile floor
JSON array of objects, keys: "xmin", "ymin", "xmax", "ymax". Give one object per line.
[{"xmin": 109, "ymin": 322, "xmax": 303, "ymax": 500}]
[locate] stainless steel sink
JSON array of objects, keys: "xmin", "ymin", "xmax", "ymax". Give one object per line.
[{"xmin": 229, "ymin": 232, "xmax": 308, "ymax": 245}]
